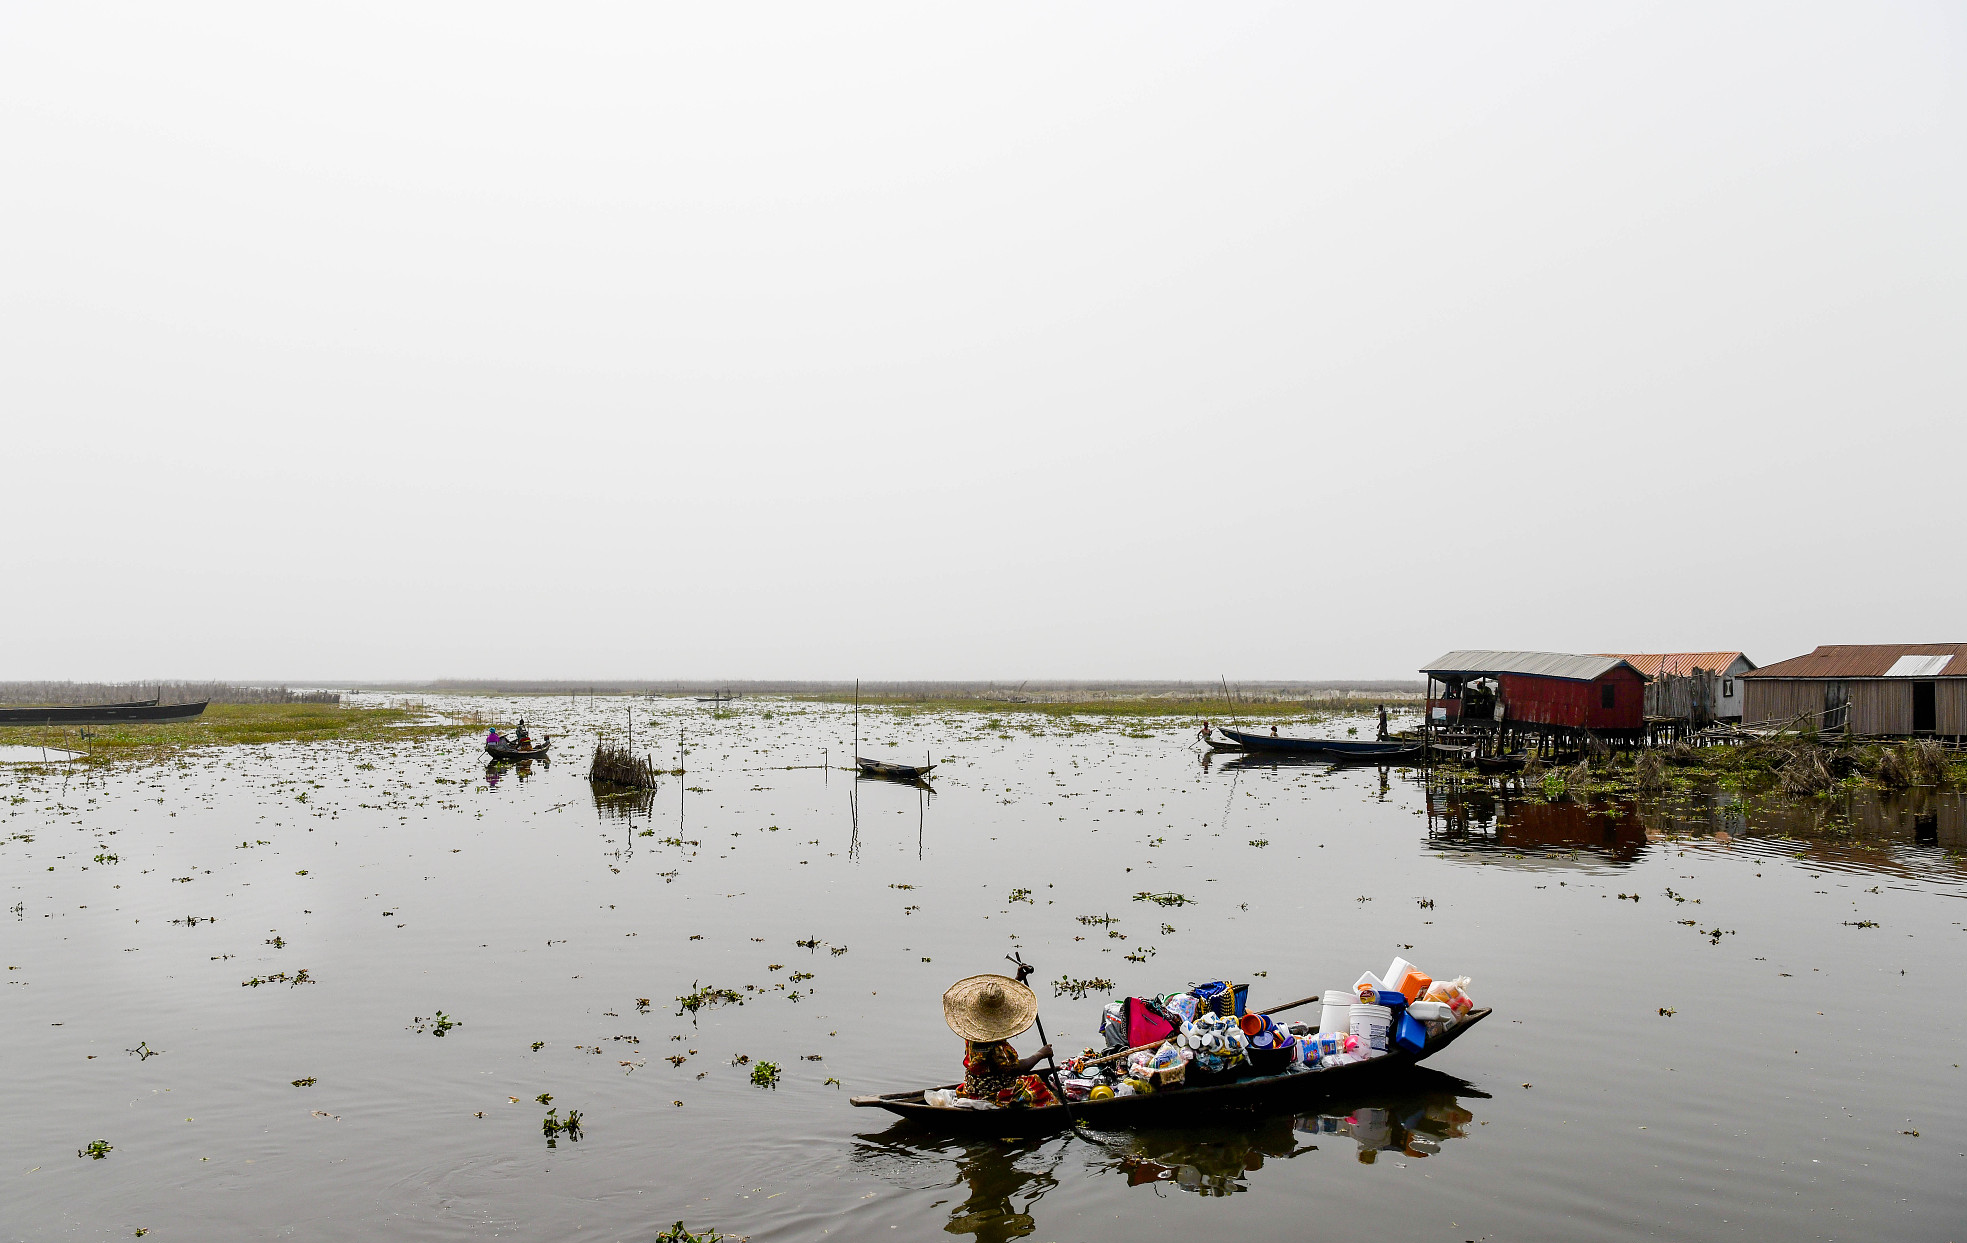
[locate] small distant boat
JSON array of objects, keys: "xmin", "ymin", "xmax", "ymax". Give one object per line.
[
  {"xmin": 856, "ymin": 756, "xmax": 934, "ymax": 782},
  {"xmin": 0, "ymin": 700, "xmax": 207, "ymax": 726},
  {"xmin": 1473, "ymin": 752, "xmax": 1529, "ymax": 775},
  {"xmin": 1215, "ymin": 727, "xmax": 1413, "ymax": 758},
  {"xmin": 485, "ymin": 737, "xmax": 552, "ymax": 762}
]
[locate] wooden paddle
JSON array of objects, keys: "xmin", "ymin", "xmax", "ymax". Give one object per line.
[{"xmin": 1007, "ymin": 953, "xmax": 1087, "ymax": 1134}]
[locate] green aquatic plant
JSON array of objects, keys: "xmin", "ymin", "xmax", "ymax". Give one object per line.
[
  {"xmin": 291, "ymin": 1077, "xmax": 317, "ymax": 1087},
  {"xmin": 1052, "ymin": 975, "xmax": 1114, "ymax": 998},
  {"xmin": 675, "ymin": 983, "xmax": 743, "ymax": 1014},
  {"xmin": 1132, "ymin": 891, "xmax": 1193, "ymax": 907},
  {"xmin": 406, "ymin": 1011, "xmax": 458, "ymax": 1034},
  {"xmin": 79, "ymin": 1139, "xmax": 112, "ymax": 1160},
  {"xmin": 749, "ymin": 1060, "xmax": 781, "ymax": 1088}
]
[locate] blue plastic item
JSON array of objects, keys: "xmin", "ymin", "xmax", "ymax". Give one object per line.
[
  {"xmin": 1374, "ymin": 989, "xmax": 1407, "ymax": 1008},
  {"xmin": 1394, "ymin": 1011, "xmax": 1427, "ymax": 1053}
]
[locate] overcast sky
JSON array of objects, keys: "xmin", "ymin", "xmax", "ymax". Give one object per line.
[{"xmin": 3, "ymin": 3, "xmax": 1962, "ymax": 683}]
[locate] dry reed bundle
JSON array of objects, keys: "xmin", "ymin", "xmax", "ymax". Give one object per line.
[
  {"xmin": 589, "ymin": 740, "xmax": 659, "ymax": 789},
  {"xmin": 1779, "ymin": 748, "xmax": 1835, "ymax": 796},
  {"xmin": 1633, "ymin": 750, "xmax": 1669, "ymax": 793}
]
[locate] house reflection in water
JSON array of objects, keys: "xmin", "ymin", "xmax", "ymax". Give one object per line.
[{"xmin": 1425, "ymin": 782, "xmax": 1649, "ymax": 864}]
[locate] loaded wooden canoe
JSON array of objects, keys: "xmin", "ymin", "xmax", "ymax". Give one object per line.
[{"xmin": 851, "ymin": 1009, "xmax": 1490, "ymax": 1136}]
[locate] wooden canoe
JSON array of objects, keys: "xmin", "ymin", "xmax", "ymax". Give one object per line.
[
  {"xmin": 485, "ymin": 739, "xmax": 552, "ymax": 762},
  {"xmin": 1216, "ymin": 727, "xmax": 1417, "ymax": 759},
  {"xmin": 851, "ymin": 1009, "xmax": 1490, "ymax": 1136},
  {"xmin": 0, "ymin": 700, "xmax": 207, "ymax": 726},
  {"xmin": 856, "ymin": 756, "xmax": 934, "ymax": 782}
]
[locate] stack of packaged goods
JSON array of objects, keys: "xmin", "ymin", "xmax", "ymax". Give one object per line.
[{"xmin": 1056, "ymin": 964, "xmax": 1476, "ymax": 1102}]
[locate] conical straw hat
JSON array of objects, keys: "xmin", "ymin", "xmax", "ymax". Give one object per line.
[{"xmin": 941, "ymin": 974, "xmax": 1038, "ymax": 1043}]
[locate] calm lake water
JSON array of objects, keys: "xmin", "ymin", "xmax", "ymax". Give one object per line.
[{"xmin": 5, "ymin": 696, "xmax": 1964, "ymax": 1241}]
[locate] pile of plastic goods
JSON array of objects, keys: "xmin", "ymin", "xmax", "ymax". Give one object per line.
[
  {"xmin": 1330, "ymin": 956, "xmax": 1475, "ymax": 1063},
  {"xmin": 1053, "ymin": 962, "xmax": 1475, "ymax": 1103}
]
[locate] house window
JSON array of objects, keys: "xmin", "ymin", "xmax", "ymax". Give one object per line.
[
  {"xmin": 1723, "ymin": 677, "xmax": 1734, "ymax": 698},
  {"xmin": 1601, "ymin": 683, "xmax": 1616, "ymax": 710}
]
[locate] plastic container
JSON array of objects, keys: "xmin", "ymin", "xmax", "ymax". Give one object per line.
[
  {"xmin": 1383, "ymin": 957, "xmax": 1430, "ymax": 1001},
  {"xmin": 1353, "ymin": 972, "xmax": 1385, "ymax": 1001},
  {"xmin": 1394, "ymin": 1011, "xmax": 1427, "ymax": 1053},
  {"xmin": 1239, "ymin": 1012, "xmax": 1274, "ymax": 1039},
  {"xmin": 1406, "ymin": 1000, "xmax": 1454, "ymax": 1026},
  {"xmin": 1319, "ymin": 990, "xmax": 1354, "ymax": 1036},
  {"xmin": 1372, "ymin": 989, "xmax": 1407, "ymax": 1009},
  {"xmin": 1349, "ymin": 1002, "xmax": 1393, "ymax": 1055}
]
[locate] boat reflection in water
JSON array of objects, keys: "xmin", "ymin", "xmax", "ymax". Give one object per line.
[
  {"xmin": 483, "ymin": 757, "xmax": 544, "ymax": 790},
  {"xmin": 854, "ymin": 1072, "xmax": 1482, "ymax": 1237},
  {"xmin": 1108, "ymin": 1071, "xmax": 1483, "ymax": 1194}
]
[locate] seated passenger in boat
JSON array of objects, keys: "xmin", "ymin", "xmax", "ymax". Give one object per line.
[{"xmin": 943, "ymin": 974, "xmax": 1054, "ymax": 1105}]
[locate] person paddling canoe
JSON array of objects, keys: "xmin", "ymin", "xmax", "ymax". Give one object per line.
[{"xmin": 943, "ymin": 974, "xmax": 1055, "ymax": 1106}]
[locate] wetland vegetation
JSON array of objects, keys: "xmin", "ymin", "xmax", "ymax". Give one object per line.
[{"xmin": 0, "ymin": 701, "xmax": 476, "ymax": 762}]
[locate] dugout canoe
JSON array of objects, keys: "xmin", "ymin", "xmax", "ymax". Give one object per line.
[
  {"xmin": 1216, "ymin": 727, "xmax": 1416, "ymax": 759},
  {"xmin": 851, "ymin": 1009, "xmax": 1490, "ymax": 1136},
  {"xmin": 485, "ymin": 738, "xmax": 552, "ymax": 762},
  {"xmin": 856, "ymin": 756, "xmax": 934, "ymax": 782},
  {"xmin": 0, "ymin": 700, "xmax": 207, "ymax": 726}
]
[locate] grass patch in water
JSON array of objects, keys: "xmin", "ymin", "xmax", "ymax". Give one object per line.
[{"xmin": 0, "ymin": 702, "xmax": 476, "ymax": 761}]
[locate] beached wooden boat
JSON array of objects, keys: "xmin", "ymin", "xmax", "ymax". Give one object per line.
[
  {"xmin": 856, "ymin": 756, "xmax": 934, "ymax": 782},
  {"xmin": 1473, "ymin": 752, "xmax": 1529, "ymax": 775},
  {"xmin": 1216, "ymin": 727, "xmax": 1414, "ymax": 759},
  {"xmin": 485, "ymin": 738, "xmax": 552, "ymax": 762},
  {"xmin": 852, "ymin": 1009, "xmax": 1490, "ymax": 1136},
  {"xmin": 0, "ymin": 700, "xmax": 207, "ymax": 726}
]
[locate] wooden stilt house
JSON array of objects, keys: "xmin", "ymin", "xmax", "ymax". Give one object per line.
[{"xmin": 1739, "ymin": 643, "xmax": 1967, "ymax": 738}]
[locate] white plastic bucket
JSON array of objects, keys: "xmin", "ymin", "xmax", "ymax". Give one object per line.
[
  {"xmin": 1319, "ymin": 989, "xmax": 1354, "ymax": 1036},
  {"xmin": 1350, "ymin": 1003, "xmax": 1393, "ymax": 1054}
]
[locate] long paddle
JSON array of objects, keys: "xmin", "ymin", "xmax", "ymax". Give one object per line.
[{"xmin": 1006, "ymin": 953, "xmax": 1086, "ymax": 1135}]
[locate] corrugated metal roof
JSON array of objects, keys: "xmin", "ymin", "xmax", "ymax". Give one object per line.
[
  {"xmin": 1420, "ymin": 650, "xmax": 1645, "ymax": 682},
  {"xmin": 1742, "ymin": 643, "xmax": 1967, "ymax": 679},
  {"xmin": 1600, "ymin": 652, "xmax": 1753, "ymax": 679}
]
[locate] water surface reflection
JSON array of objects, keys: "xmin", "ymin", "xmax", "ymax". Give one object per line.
[{"xmin": 855, "ymin": 1071, "xmax": 1485, "ymax": 1236}]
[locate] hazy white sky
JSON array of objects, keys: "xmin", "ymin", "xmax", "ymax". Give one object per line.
[{"xmin": 3, "ymin": 3, "xmax": 1962, "ymax": 682}]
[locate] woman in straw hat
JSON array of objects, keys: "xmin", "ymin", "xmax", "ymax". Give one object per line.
[{"xmin": 944, "ymin": 974, "xmax": 1056, "ymax": 1105}]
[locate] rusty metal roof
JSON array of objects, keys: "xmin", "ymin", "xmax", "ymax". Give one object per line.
[
  {"xmin": 1421, "ymin": 651, "xmax": 1646, "ymax": 682},
  {"xmin": 1741, "ymin": 643, "xmax": 1967, "ymax": 679},
  {"xmin": 1600, "ymin": 652, "xmax": 1754, "ymax": 679}
]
